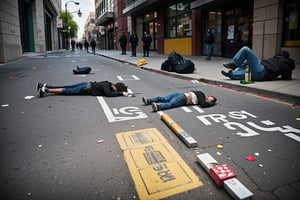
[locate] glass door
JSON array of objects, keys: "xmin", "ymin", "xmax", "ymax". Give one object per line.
[
  {"xmin": 222, "ymin": 5, "xmax": 253, "ymax": 57},
  {"xmin": 202, "ymin": 9, "xmax": 222, "ymax": 57}
]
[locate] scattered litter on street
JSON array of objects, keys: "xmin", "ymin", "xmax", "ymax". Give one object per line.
[
  {"xmin": 245, "ymin": 156, "xmax": 256, "ymax": 161},
  {"xmin": 24, "ymin": 96, "xmax": 35, "ymax": 100},
  {"xmin": 76, "ymin": 75, "xmax": 86, "ymax": 77}
]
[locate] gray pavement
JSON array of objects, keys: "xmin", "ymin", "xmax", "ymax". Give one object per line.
[{"xmin": 94, "ymin": 50, "xmax": 300, "ymax": 105}]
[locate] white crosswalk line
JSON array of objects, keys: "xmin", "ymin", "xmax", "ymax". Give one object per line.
[
  {"xmin": 182, "ymin": 106, "xmax": 192, "ymax": 112},
  {"xmin": 192, "ymin": 106, "xmax": 204, "ymax": 113}
]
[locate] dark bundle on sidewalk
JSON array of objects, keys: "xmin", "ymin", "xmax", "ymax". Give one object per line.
[
  {"xmin": 73, "ymin": 66, "xmax": 91, "ymax": 74},
  {"xmin": 161, "ymin": 51, "xmax": 195, "ymax": 74}
]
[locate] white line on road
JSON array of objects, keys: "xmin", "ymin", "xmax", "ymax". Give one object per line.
[{"xmin": 285, "ymin": 133, "xmax": 300, "ymax": 142}]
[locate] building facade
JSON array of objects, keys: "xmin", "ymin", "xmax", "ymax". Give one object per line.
[
  {"xmin": 0, "ymin": 0, "xmax": 62, "ymax": 63},
  {"xmin": 94, "ymin": 0, "xmax": 299, "ymax": 63},
  {"xmin": 95, "ymin": 0, "xmax": 128, "ymax": 50}
]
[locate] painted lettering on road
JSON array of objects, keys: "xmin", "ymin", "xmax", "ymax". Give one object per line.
[
  {"xmin": 196, "ymin": 110, "xmax": 300, "ymax": 140},
  {"xmin": 97, "ymin": 96, "xmax": 147, "ymax": 122}
]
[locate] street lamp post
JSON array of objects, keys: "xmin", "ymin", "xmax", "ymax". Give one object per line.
[{"xmin": 65, "ymin": 1, "xmax": 80, "ymax": 50}]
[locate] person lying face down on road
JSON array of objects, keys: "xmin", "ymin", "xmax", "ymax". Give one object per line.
[
  {"xmin": 221, "ymin": 46, "xmax": 295, "ymax": 81},
  {"xmin": 142, "ymin": 91, "xmax": 217, "ymax": 112},
  {"xmin": 37, "ymin": 81, "xmax": 128, "ymax": 98}
]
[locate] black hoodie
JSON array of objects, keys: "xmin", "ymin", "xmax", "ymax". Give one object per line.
[
  {"xmin": 261, "ymin": 56, "xmax": 295, "ymax": 80},
  {"xmin": 191, "ymin": 91, "xmax": 215, "ymax": 108}
]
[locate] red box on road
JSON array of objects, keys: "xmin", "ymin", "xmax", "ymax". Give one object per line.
[{"xmin": 209, "ymin": 164, "xmax": 237, "ymax": 187}]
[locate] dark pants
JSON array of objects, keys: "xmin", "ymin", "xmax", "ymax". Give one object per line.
[
  {"xmin": 131, "ymin": 45, "xmax": 137, "ymax": 56},
  {"xmin": 143, "ymin": 44, "xmax": 150, "ymax": 57},
  {"xmin": 121, "ymin": 45, "xmax": 126, "ymax": 55}
]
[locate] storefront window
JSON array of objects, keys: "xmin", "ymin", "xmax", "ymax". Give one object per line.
[
  {"xmin": 283, "ymin": 0, "xmax": 300, "ymax": 46},
  {"xmin": 166, "ymin": 2, "xmax": 191, "ymax": 38},
  {"xmin": 203, "ymin": 9, "xmax": 222, "ymax": 56}
]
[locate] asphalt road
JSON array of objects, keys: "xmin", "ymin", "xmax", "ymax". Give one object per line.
[{"xmin": 0, "ymin": 50, "xmax": 299, "ymax": 200}]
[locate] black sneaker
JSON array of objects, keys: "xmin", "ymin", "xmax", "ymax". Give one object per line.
[
  {"xmin": 38, "ymin": 86, "xmax": 48, "ymax": 98},
  {"xmin": 36, "ymin": 82, "xmax": 46, "ymax": 92},
  {"xmin": 151, "ymin": 102, "xmax": 160, "ymax": 112},
  {"xmin": 221, "ymin": 70, "xmax": 232, "ymax": 78},
  {"xmin": 142, "ymin": 97, "xmax": 151, "ymax": 105},
  {"xmin": 223, "ymin": 63, "xmax": 238, "ymax": 70}
]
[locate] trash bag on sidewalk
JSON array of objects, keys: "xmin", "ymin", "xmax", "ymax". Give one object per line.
[
  {"xmin": 161, "ymin": 60, "xmax": 175, "ymax": 72},
  {"xmin": 161, "ymin": 51, "xmax": 194, "ymax": 73},
  {"xmin": 73, "ymin": 66, "xmax": 91, "ymax": 74},
  {"xmin": 168, "ymin": 50, "xmax": 183, "ymax": 66},
  {"xmin": 175, "ymin": 59, "xmax": 195, "ymax": 74}
]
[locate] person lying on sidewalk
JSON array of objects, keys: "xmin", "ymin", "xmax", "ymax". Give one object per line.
[
  {"xmin": 221, "ymin": 46, "xmax": 295, "ymax": 81},
  {"xmin": 142, "ymin": 91, "xmax": 217, "ymax": 112},
  {"xmin": 37, "ymin": 81, "xmax": 128, "ymax": 98}
]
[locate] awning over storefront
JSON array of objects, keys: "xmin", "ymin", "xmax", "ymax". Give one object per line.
[
  {"xmin": 96, "ymin": 12, "xmax": 114, "ymax": 26},
  {"xmin": 191, "ymin": 0, "xmax": 214, "ymax": 9},
  {"xmin": 123, "ymin": 0, "xmax": 159, "ymax": 15}
]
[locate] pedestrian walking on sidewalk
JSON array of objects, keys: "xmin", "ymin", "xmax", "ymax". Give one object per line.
[
  {"xmin": 221, "ymin": 46, "xmax": 295, "ymax": 81},
  {"xmin": 142, "ymin": 31, "xmax": 152, "ymax": 57},
  {"xmin": 37, "ymin": 81, "xmax": 128, "ymax": 98},
  {"xmin": 90, "ymin": 38, "xmax": 96, "ymax": 55},
  {"xmin": 204, "ymin": 28, "xmax": 214, "ymax": 60},
  {"xmin": 129, "ymin": 31, "xmax": 139, "ymax": 57},
  {"xmin": 119, "ymin": 31, "xmax": 127, "ymax": 55},
  {"xmin": 71, "ymin": 39, "xmax": 76, "ymax": 52},
  {"xmin": 84, "ymin": 40, "xmax": 89, "ymax": 52},
  {"xmin": 142, "ymin": 91, "xmax": 217, "ymax": 112}
]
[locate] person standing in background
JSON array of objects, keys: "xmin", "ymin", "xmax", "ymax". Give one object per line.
[
  {"xmin": 90, "ymin": 38, "xmax": 96, "ymax": 54},
  {"xmin": 142, "ymin": 31, "xmax": 152, "ymax": 57},
  {"xmin": 204, "ymin": 28, "xmax": 214, "ymax": 60},
  {"xmin": 119, "ymin": 31, "xmax": 127, "ymax": 55},
  {"xmin": 129, "ymin": 31, "xmax": 139, "ymax": 57}
]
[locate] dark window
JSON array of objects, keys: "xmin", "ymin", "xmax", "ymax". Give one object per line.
[
  {"xmin": 166, "ymin": 2, "xmax": 191, "ymax": 38},
  {"xmin": 283, "ymin": 0, "xmax": 300, "ymax": 47}
]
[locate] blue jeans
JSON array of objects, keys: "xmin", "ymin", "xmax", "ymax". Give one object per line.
[
  {"xmin": 206, "ymin": 44, "xmax": 212, "ymax": 60},
  {"xmin": 229, "ymin": 46, "xmax": 265, "ymax": 81},
  {"xmin": 150, "ymin": 92, "xmax": 186, "ymax": 110},
  {"xmin": 48, "ymin": 82, "xmax": 89, "ymax": 95}
]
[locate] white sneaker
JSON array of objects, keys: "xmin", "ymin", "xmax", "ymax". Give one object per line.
[{"xmin": 151, "ymin": 102, "xmax": 159, "ymax": 112}]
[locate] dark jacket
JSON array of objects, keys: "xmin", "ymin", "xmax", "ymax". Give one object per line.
[
  {"xmin": 119, "ymin": 35, "xmax": 127, "ymax": 47},
  {"xmin": 90, "ymin": 39, "xmax": 96, "ymax": 48},
  {"xmin": 204, "ymin": 32, "xmax": 214, "ymax": 44},
  {"xmin": 129, "ymin": 34, "xmax": 139, "ymax": 46},
  {"xmin": 142, "ymin": 34, "xmax": 152, "ymax": 45},
  {"xmin": 261, "ymin": 56, "xmax": 295, "ymax": 80},
  {"xmin": 192, "ymin": 91, "xmax": 215, "ymax": 108},
  {"xmin": 90, "ymin": 81, "xmax": 123, "ymax": 97}
]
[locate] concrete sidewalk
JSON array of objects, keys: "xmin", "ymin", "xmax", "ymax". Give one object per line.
[{"xmin": 94, "ymin": 50, "xmax": 300, "ymax": 105}]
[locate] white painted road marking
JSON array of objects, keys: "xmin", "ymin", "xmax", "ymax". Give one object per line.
[{"xmin": 96, "ymin": 96, "xmax": 147, "ymax": 122}]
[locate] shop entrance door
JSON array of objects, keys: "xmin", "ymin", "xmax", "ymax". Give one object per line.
[
  {"xmin": 222, "ymin": 5, "xmax": 253, "ymax": 57},
  {"xmin": 144, "ymin": 21, "xmax": 157, "ymax": 51}
]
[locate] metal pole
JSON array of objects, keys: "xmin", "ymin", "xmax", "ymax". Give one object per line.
[{"xmin": 65, "ymin": 3, "xmax": 68, "ymax": 50}]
